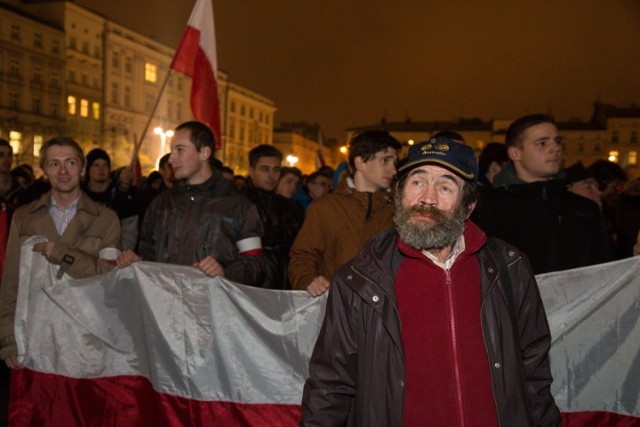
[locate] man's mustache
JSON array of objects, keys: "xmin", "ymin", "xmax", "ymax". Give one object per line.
[{"xmin": 404, "ymin": 204, "xmax": 449, "ymax": 223}]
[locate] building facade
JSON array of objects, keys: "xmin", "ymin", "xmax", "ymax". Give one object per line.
[
  {"xmin": 0, "ymin": 0, "xmax": 276, "ymax": 175},
  {"xmin": 347, "ymin": 102, "xmax": 640, "ymax": 176},
  {"xmin": 274, "ymin": 122, "xmax": 339, "ymax": 175}
]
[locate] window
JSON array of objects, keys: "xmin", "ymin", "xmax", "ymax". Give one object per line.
[
  {"xmin": 124, "ymin": 86, "xmax": 131, "ymax": 108},
  {"xmin": 112, "ymin": 52, "xmax": 120, "ymax": 68},
  {"xmin": 69, "ymin": 37, "xmax": 77, "ymax": 50},
  {"xmin": 239, "ymin": 123, "xmax": 245, "ymax": 141},
  {"xmin": 68, "ymin": 70, "xmax": 76, "ymax": 82},
  {"xmin": 612, "ymin": 131, "xmax": 619, "ymax": 144},
  {"xmin": 82, "ymin": 41, "xmax": 89, "ymax": 54},
  {"xmin": 10, "ymin": 24, "xmax": 20, "ymax": 41},
  {"xmin": 631, "ymin": 131, "xmax": 638, "ymax": 145},
  {"xmin": 33, "ymin": 66, "xmax": 43, "ymax": 83},
  {"xmin": 240, "ymin": 105, "xmax": 245, "ymax": 116},
  {"xmin": 230, "ymin": 101, "xmax": 235, "ymax": 113},
  {"xmin": 33, "ymin": 97, "xmax": 41, "ymax": 114},
  {"xmin": 33, "ymin": 135, "xmax": 43, "ymax": 156},
  {"xmin": 80, "ymin": 99, "xmax": 89, "ymax": 117},
  {"xmin": 177, "ymin": 102, "xmax": 182, "ymax": 121},
  {"xmin": 249, "ymin": 108, "xmax": 254, "ymax": 119},
  {"xmin": 9, "ymin": 92, "xmax": 19, "ymax": 110},
  {"xmin": 111, "ymin": 82, "xmax": 119, "ymax": 104},
  {"xmin": 34, "ymin": 34, "xmax": 43, "ymax": 48},
  {"xmin": 9, "ymin": 131, "xmax": 22, "ymax": 154},
  {"xmin": 167, "ymin": 100, "xmax": 173, "ymax": 119},
  {"xmin": 145, "ymin": 63, "xmax": 157, "ymax": 82},
  {"xmin": 145, "ymin": 93, "xmax": 154, "ymax": 112},
  {"xmin": 265, "ymin": 115, "xmax": 270, "ymax": 125},
  {"xmin": 229, "ymin": 119, "xmax": 235, "ymax": 138},
  {"xmin": 94, "ymin": 46, "xmax": 101, "ymax": 58},
  {"xmin": 125, "ymin": 58, "xmax": 133, "ymax": 73},
  {"xmin": 578, "ymin": 143, "xmax": 584, "ymax": 152},
  {"xmin": 92, "ymin": 102, "xmax": 100, "ymax": 120},
  {"xmin": 81, "ymin": 73, "xmax": 88, "ymax": 85},
  {"xmin": 9, "ymin": 58, "xmax": 20, "ymax": 77},
  {"xmin": 52, "ymin": 40, "xmax": 60, "ymax": 54},
  {"xmin": 67, "ymin": 96, "xmax": 77, "ymax": 115},
  {"xmin": 51, "ymin": 71, "xmax": 59, "ymax": 88},
  {"xmin": 629, "ymin": 151, "xmax": 638, "ymax": 166},
  {"xmin": 50, "ymin": 102, "xmax": 58, "ymax": 117}
]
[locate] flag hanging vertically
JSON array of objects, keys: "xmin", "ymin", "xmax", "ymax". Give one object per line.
[{"xmin": 171, "ymin": 0, "xmax": 222, "ymax": 149}]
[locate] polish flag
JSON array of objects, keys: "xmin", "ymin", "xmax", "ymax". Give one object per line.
[
  {"xmin": 171, "ymin": 0, "xmax": 222, "ymax": 149},
  {"xmin": 7, "ymin": 237, "xmax": 640, "ymax": 426}
]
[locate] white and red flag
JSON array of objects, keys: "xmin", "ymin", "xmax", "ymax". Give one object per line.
[
  {"xmin": 171, "ymin": 0, "xmax": 222, "ymax": 149},
  {"xmin": 6, "ymin": 237, "xmax": 640, "ymax": 426}
]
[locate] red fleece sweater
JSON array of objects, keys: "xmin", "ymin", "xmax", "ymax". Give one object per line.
[{"xmin": 395, "ymin": 222, "xmax": 498, "ymax": 426}]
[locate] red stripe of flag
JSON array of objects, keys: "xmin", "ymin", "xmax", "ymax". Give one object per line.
[{"xmin": 170, "ymin": 0, "xmax": 222, "ymax": 149}]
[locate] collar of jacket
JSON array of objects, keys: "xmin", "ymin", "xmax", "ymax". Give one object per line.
[
  {"xmin": 175, "ymin": 169, "xmax": 229, "ymax": 194},
  {"xmin": 28, "ymin": 191, "xmax": 101, "ymax": 217},
  {"xmin": 334, "ymin": 175, "xmax": 394, "ymax": 203},
  {"xmin": 493, "ymin": 162, "xmax": 566, "ymax": 189}
]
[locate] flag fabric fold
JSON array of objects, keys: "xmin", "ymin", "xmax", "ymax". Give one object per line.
[
  {"xmin": 171, "ymin": 0, "xmax": 222, "ymax": 149},
  {"xmin": 8, "ymin": 237, "xmax": 640, "ymax": 426}
]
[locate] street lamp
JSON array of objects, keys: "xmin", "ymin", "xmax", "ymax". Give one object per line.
[
  {"xmin": 286, "ymin": 154, "xmax": 299, "ymax": 167},
  {"xmin": 154, "ymin": 127, "xmax": 174, "ymax": 169}
]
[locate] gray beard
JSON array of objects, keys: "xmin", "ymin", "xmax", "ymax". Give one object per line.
[{"xmin": 394, "ymin": 202, "xmax": 466, "ymax": 251}]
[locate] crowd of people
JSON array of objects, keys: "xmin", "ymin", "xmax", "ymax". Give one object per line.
[{"xmin": 0, "ymin": 114, "xmax": 638, "ymax": 425}]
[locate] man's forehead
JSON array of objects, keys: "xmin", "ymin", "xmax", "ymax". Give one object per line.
[
  {"xmin": 256, "ymin": 156, "xmax": 281, "ymax": 167},
  {"xmin": 409, "ymin": 164, "xmax": 464, "ymax": 182},
  {"xmin": 375, "ymin": 147, "xmax": 398, "ymax": 157}
]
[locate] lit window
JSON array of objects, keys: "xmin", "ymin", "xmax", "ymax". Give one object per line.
[
  {"xmin": 629, "ymin": 151, "xmax": 637, "ymax": 166},
  {"xmin": 80, "ymin": 99, "xmax": 89, "ymax": 117},
  {"xmin": 145, "ymin": 63, "xmax": 157, "ymax": 82},
  {"xmin": 92, "ymin": 102, "xmax": 100, "ymax": 120},
  {"xmin": 9, "ymin": 131, "xmax": 22, "ymax": 154},
  {"xmin": 608, "ymin": 150, "xmax": 619, "ymax": 163},
  {"xmin": 33, "ymin": 135, "xmax": 43, "ymax": 156},
  {"xmin": 67, "ymin": 96, "xmax": 77, "ymax": 115}
]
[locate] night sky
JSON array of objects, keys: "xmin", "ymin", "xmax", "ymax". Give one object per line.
[{"xmin": 76, "ymin": 0, "xmax": 640, "ymax": 142}]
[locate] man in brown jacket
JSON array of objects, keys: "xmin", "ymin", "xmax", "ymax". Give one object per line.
[
  {"xmin": 0, "ymin": 137, "xmax": 121, "ymax": 369},
  {"xmin": 289, "ymin": 130, "xmax": 401, "ymax": 296}
]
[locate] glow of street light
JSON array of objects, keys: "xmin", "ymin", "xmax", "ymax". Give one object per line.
[
  {"xmin": 340, "ymin": 145, "xmax": 347, "ymax": 154},
  {"xmin": 286, "ymin": 154, "xmax": 299, "ymax": 167},
  {"xmin": 408, "ymin": 139, "xmax": 415, "ymax": 145}
]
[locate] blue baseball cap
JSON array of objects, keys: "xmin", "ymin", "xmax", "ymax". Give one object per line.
[{"xmin": 398, "ymin": 137, "xmax": 478, "ymax": 182}]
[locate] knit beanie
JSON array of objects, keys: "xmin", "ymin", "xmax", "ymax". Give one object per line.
[{"xmin": 86, "ymin": 148, "xmax": 111, "ymax": 173}]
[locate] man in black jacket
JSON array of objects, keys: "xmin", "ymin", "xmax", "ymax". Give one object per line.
[
  {"xmin": 473, "ymin": 114, "xmax": 613, "ymax": 274},
  {"xmin": 301, "ymin": 137, "xmax": 560, "ymax": 426},
  {"xmin": 242, "ymin": 145, "xmax": 303, "ymax": 289},
  {"xmin": 116, "ymin": 121, "xmax": 265, "ymax": 286}
]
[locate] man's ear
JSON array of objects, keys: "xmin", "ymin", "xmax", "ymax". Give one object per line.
[
  {"xmin": 199, "ymin": 146, "xmax": 212, "ymax": 162},
  {"xmin": 354, "ymin": 156, "xmax": 365, "ymax": 171},
  {"xmin": 465, "ymin": 201, "xmax": 477, "ymax": 219},
  {"xmin": 507, "ymin": 146, "xmax": 520, "ymax": 162}
]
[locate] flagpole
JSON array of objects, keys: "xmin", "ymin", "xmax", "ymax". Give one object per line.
[{"xmin": 131, "ymin": 68, "xmax": 173, "ymax": 163}]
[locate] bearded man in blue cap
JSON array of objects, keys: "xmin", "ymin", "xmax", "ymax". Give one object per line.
[{"xmin": 300, "ymin": 137, "xmax": 561, "ymax": 427}]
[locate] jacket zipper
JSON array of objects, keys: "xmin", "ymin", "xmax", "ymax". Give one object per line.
[
  {"xmin": 445, "ymin": 268, "xmax": 466, "ymax": 426},
  {"xmin": 480, "ymin": 270, "xmax": 503, "ymax": 427}
]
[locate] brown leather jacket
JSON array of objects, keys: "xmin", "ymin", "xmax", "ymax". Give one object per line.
[
  {"xmin": 300, "ymin": 226, "xmax": 561, "ymax": 427},
  {"xmin": 0, "ymin": 193, "xmax": 120, "ymax": 360},
  {"xmin": 289, "ymin": 178, "xmax": 394, "ymax": 290}
]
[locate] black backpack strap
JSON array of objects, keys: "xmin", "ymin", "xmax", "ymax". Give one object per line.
[{"xmin": 484, "ymin": 238, "xmax": 522, "ymax": 352}]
